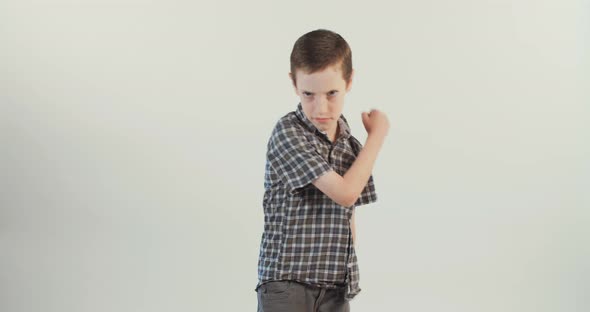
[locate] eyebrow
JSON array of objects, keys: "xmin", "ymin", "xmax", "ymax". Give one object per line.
[{"xmin": 301, "ymin": 89, "xmax": 339, "ymax": 94}]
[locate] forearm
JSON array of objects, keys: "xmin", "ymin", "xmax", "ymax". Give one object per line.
[
  {"xmin": 342, "ymin": 134, "xmax": 385, "ymax": 201},
  {"xmin": 312, "ymin": 108, "xmax": 388, "ymax": 207},
  {"xmin": 312, "ymin": 133, "xmax": 385, "ymax": 207}
]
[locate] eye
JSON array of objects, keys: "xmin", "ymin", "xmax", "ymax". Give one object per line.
[
  {"xmin": 328, "ymin": 91, "xmax": 338, "ymax": 96},
  {"xmin": 303, "ymin": 92, "xmax": 313, "ymax": 97}
]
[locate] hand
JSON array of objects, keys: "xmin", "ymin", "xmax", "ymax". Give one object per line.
[{"xmin": 362, "ymin": 109, "xmax": 389, "ymax": 138}]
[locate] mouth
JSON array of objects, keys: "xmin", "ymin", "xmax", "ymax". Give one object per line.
[{"xmin": 314, "ymin": 118, "xmax": 332, "ymax": 123}]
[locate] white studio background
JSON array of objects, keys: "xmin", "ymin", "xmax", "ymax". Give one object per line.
[{"xmin": 1, "ymin": 1, "xmax": 588, "ymax": 311}]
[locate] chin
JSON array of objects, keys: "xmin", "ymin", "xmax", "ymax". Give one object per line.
[{"xmin": 315, "ymin": 124, "xmax": 333, "ymax": 132}]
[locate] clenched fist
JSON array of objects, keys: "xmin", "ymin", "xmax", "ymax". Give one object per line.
[{"xmin": 361, "ymin": 109, "xmax": 389, "ymax": 138}]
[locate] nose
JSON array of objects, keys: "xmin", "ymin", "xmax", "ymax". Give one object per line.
[{"xmin": 316, "ymin": 96, "xmax": 329, "ymax": 115}]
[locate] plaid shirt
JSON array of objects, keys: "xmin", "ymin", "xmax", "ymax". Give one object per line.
[{"xmin": 256, "ymin": 103, "xmax": 377, "ymax": 300}]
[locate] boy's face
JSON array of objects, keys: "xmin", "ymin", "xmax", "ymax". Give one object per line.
[{"xmin": 290, "ymin": 63, "xmax": 353, "ymax": 138}]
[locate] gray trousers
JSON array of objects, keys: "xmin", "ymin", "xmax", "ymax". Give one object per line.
[{"xmin": 256, "ymin": 281, "xmax": 350, "ymax": 312}]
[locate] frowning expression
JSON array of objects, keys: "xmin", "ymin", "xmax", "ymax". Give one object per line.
[{"xmin": 290, "ymin": 63, "xmax": 353, "ymax": 139}]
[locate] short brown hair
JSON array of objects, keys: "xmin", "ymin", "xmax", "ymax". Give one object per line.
[{"xmin": 290, "ymin": 29, "xmax": 353, "ymax": 87}]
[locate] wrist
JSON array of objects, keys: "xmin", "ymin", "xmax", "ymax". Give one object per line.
[
  {"xmin": 367, "ymin": 131, "xmax": 387, "ymax": 142},
  {"xmin": 366, "ymin": 132, "xmax": 386, "ymax": 148}
]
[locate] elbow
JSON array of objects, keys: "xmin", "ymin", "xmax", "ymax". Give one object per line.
[
  {"xmin": 337, "ymin": 183, "xmax": 362, "ymax": 207},
  {"xmin": 339, "ymin": 192, "xmax": 359, "ymax": 208},
  {"xmin": 342, "ymin": 200, "xmax": 356, "ymax": 208}
]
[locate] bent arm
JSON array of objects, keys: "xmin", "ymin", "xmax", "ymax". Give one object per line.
[{"xmin": 312, "ymin": 134, "xmax": 385, "ymax": 207}]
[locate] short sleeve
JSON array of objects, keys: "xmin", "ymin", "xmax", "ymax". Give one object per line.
[
  {"xmin": 355, "ymin": 175, "xmax": 377, "ymax": 206},
  {"xmin": 348, "ymin": 136, "xmax": 378, "ymax": 206},
  {"xmin": 267, "ymin": 119, "xmax": 333, "ymax": 193}
]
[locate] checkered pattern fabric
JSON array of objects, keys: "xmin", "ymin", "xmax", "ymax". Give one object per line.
[{"xmin": 256, "ymin": 103, "xmax": 377, "ymax": 301}]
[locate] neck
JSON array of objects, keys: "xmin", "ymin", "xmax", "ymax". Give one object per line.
[{"xmin": 328, "ymin": 123, "xmax": 340, "ymax": 143}]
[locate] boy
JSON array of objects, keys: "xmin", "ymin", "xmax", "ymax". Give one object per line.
[{"xmin": 255, "ymin": 29, "xmax": 389, "ymax": 312}]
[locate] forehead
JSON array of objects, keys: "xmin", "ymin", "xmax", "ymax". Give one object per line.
[{"xmin": 295, "ymin": 64, "xmax": 347, "ymax": 90}]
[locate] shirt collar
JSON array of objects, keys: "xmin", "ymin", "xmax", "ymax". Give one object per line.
[{"xmin": 295, "ymin": 102, "xmax": 351, "ymax": 141}]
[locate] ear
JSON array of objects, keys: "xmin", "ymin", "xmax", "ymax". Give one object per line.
[{"xmin": 346, "ymin": 69, "xmax": 354, "ymax": 92}]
